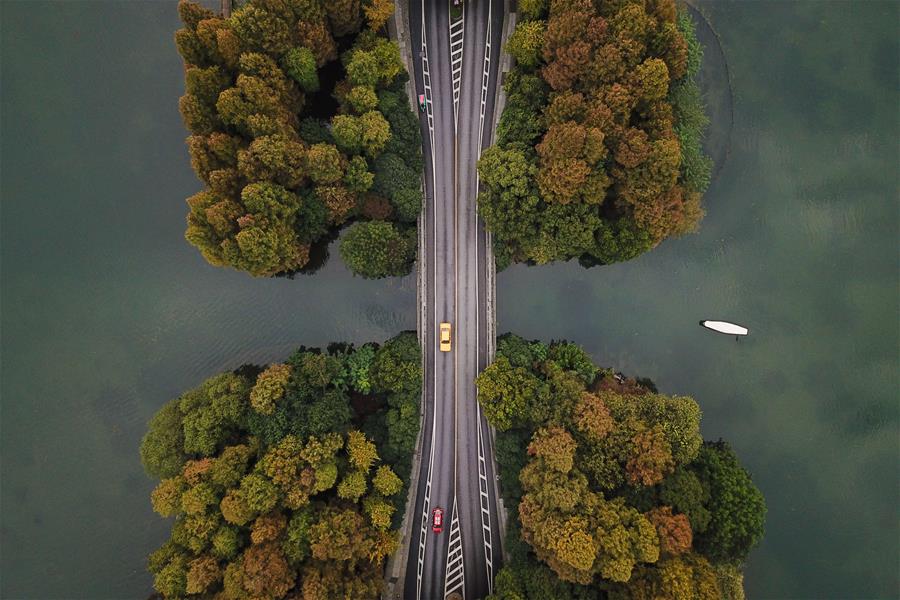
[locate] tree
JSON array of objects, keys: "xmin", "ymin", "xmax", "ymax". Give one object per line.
[
  {"xmin": 373, "ymin": 153, "xmax": 419, "ymax": 204},
  {"xmin": 185, "ymin": 555, "xmax": 221, "ymax": 595},
  {"xmin": 337, "ymin": 470, "xmax": 368, "ymax": 501},
  {"xmin": 250, "ymin": 363, "xmax": 291, "ymax": 415},
  {"xmin": 476, "ymin": 147, "xmax": 541, "ymax": 256},
  {"xmin": 486, "ymin": 335, "xmax": 764, "ymax": 594},
  {"xmin": 344, "ymin": 155, "xmax": 375, "ymax": 193},
  {"xmin": 346, "ymin": 343, "xmax": 377, "ymax": 393},
  {"xmin": 143, "ymin": 343, "xmax": 420, "ymax": 599},
  {"xmin": 371, "ymin": 331, "xmax": 421, "ymax": 394},
  {"xmin": 346, "ymin": 48, "xmax": 380, "ymax": 88},
  {"xmin": 348, "ymin": 85, "xmax": 379, "ymax": 113},
  {"xmin": 363, "ymin": 0, "xmax": 395, "ymax": 31},
  {"xmin": 625, "ymin": 425, "xmax": 675, "ymax": 487},
  {"xmin": 692, "ymin": 442, "xmax": 766, "ymax": 564},
  {"xmin": 371, "ymin": 465, "xmax": 403, "ymax": 496},
  {"xmin": 518, "ymin": 0, "xmax": 548, "ymax": 21},
  {"xmin": 346, "ymin": 430, "xmax": 379, "ymax": 472},
  {"xmin": 176, "ymin": 0, "xmax": 421, "ymax": 278},
  {"xmin": 281, "ymin": 47, "xmax": 319, "ymax": 92},
  {"xmin": 359, "ymin": 110, "xmax": 391, "ymax": 156},
  {"xmin": 646, "ymin": 506, "xmax": 692, "ymax": 556},
  {"xmin": 339, "ymin": 221, "xmax": 415, "ymax": 279},
  {"xmin": 141, "ymin": 399, "xmax": 187, "ymax": 478},
  {"xmin": 507, "ymin": 20, "xmax": 545, "ymax": 68},
  {"xmin": 305, "ymin": 143, "xmax": 346, "ymax": 185},
  {"xmin": 226, "ymin": 542, "xmax": 295, "ymax": 599},
  {"xmin": 527, "ymin": 426, "xmax": 577, "ymax": 473},
  {"xmin": 573, "ymin": 392, "xmax": 614, "ymax": 442},
  {"xmin": 325, "ymin": 0, "xmax": 363, "ymax": 38},
  {"xmin": 659, "ymin": 466, "xmax": 711, "ymax": 535},
  {"xmin": 475, "ymin": 356, "xmax": 540, "ymax": 431},
  {"xmin": 477, "ymin": 0, "xmax": 711, "ymax": 268},
  {"xmin": 518, "ymin": 455, "xmax": 659, "ymax": 585},
  {"xmin": 331, "ymin": 115, "xmax": 363, "ymax": 154}
]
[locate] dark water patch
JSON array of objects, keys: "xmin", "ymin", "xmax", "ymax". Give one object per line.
[
  {"xmin": 685, "ymin": 2, "xmax": 734, "ymax": 183},
  {"xmin": 92, "ymin": 386, "xmax": 145, "ymax": 453},
  {"xmin": 304, "ymin": 58, "xmax": 343, "ymax": 120}
]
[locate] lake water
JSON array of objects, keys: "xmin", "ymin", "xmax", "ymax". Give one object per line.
[
  {"xmin": 1, "ymin": 1, "xmax": 896, "ymax": 598},
  {"xmin": 0, "ymin": 2, "xmax": 414, "ymax": 597}
]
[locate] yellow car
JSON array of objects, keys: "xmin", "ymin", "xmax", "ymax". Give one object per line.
[{"xmin": 439, "ymin": 322, "xmax": 452, "ymax": 352}]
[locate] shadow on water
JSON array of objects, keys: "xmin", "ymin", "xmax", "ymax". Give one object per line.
[
  {"xmin": 276, "ymin": 227, "xmax": 340, "ymax": 278},
  {"xmin": 684, "ymin": 2, "xmax": 735, "ymax": 181}
]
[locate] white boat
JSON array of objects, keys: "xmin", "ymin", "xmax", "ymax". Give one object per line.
[{"xmin": 700, "ymin": 320, "xmax": 749, "ymax": 337}]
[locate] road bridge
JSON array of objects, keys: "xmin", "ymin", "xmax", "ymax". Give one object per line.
[{"xmin": 403, "ymin": 1, "xmax": 506, "ymax": 598}]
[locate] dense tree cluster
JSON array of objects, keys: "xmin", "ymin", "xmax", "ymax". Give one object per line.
[
  {"xmin": 175, "ymin": 0, "xmax": 421, "ymax": 278},
  {"xmin": 479, "ymin": 0, "xmax": 712, "ymax": 268},
  {"xmin": 140, "ymin": 332, "xmax": 421, "ymax": 599},
  {"xmin": 478, "ymin": 334, "xmax": 765, "ymax": 599}
]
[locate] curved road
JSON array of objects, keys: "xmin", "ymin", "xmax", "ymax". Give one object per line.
[{"xmin": 404, "ymin": 1, "xmax": 505, "ymax": 599}]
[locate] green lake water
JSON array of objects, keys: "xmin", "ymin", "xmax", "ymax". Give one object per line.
[{"xmin": 0, "ymin": 1, "xmax": 897, "ymax": 598}]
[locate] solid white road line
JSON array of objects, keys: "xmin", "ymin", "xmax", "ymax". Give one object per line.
[{"xmin": 416, "ymin": 1, "xmax": 439, "ymax": 596}]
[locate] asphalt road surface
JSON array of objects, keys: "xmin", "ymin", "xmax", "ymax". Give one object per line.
[{"xmin": 404, "ymin": 1, "xmax": 505, "ymax": 599}]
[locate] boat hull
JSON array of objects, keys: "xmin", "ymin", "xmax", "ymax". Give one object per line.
[{"xmin": 700, "ymin": 320, "xmax": 749, "ymax": 336}]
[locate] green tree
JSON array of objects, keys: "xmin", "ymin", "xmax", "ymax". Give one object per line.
[
  {"xmin": 371, "ymin": 331, "xmax": 421, "ymax": 394},
  {"xmin": 331, "ymin": 115, "xmax": 363, "ymax": 154},
  {"xmin": 346, "ymin": 49, "xmax": 380, "ymax": 87},
  {"xmin": 281, "ymin": 47, "xmax": 319, "ymax": 92},
  {"xmin": 359, "ymin": 110, "xmax": 391, "ymax": 157},
  {"xmin": 346, "ymin": 343, "xmax": 377, "ymax": 393},
  {"xmin": 348, "ymin": 85, "xmax": 379, "ymax": 113},
  {"xmin": 339, "ymin": 221, "xmax": 415, "ymax": 279},
  {"xmin": 305, "ymin": 143, "xmax": 346, "ymax": 185},
  {"xmin": 507, "ymin": 20, "xmax": 545, "ymax": 68},
  {"xmin": 141, "ymin": 399, "xmax": 187, "ymax": 478},
  {"xmin": 344, "ymin": 155, "xmax": 375, "ymax": 193},
  {"xmin": 371, "ymin": 465, "xmax": 403, "ymax": 496},
  {"xmin": 692, "ymin": 442, "xmax": 766, "ymax": 564},
  {"xmin": 475, "ymin": 356, "xmax": 540, "ymax": 431}
]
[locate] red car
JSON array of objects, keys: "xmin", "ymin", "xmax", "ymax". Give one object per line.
[{"xmin": 432, "ymin": 507, "xmax": 444, "ymax": 533}]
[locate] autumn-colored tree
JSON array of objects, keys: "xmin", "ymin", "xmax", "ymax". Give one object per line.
[
  {"xmin": 625, "ymin": 425, "xmax": 675, "ymax": 486},
  {"xmin": 250, "ymin": 363, "xmax": 292, "ymax": 415},
  {"xmin": 175, "ymin": 0, "xmax": 420, "ymax": 278},
  {"xmin": 477, "ymin": 0, "xmax": 711, "ymax": 267},
  {"xmin": 143, "ymin": 341, "xmax": 420, "ymax": 599},
  {"xmin": 573, "ymin": 392, "xmax": 614, "ymax": 442},
  {"xmin": 359, "ymin": 110, "xmax": 391, "ymax": 156},
  {"xmin": 347, "ymin": 429, "xmax": 379, "ymax": 472},
  {"xmin": 186, "ymin": 555, "xmax": 222, "ymax": 595},
  {"xmin": 316, "ymin": 184, "xmax": 357, "ymax": 225},
  {"xmin": 646, "ymin": 506, "xmax": 692, "ymax": 556},
  {"xmin": 483, "ymin": 336, "xmax": 763, "ymax": 597},
  {"xmin": 527, "ymin": 426, "xmax": 577, "ymax": 473},
  {"xmin": 363, "ymin": 0, "xmax": 395, "ymax": 31},
  {"xmin": 371, "ymin": 464, "xmax": 403, "ymax": 496},
  {"xmin": 518, "ymin": 453, "xmax": 659, "ymax": 585}
]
